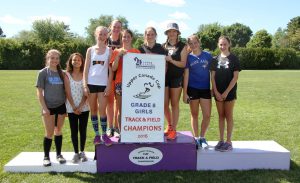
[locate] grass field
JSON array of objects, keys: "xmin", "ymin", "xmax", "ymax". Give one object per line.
[{"xmin": 0, "ymin": 70, "xmax": 300, "ymax": 183}]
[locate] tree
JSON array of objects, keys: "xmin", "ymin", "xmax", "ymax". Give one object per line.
[
  {"xmin": 286, "ymin": 16, "xmax": 300, "ymax": 50},
  {"xmin": 32, "ymin": 19, "xmax": 72, "ymax": 43},
  {"xmin": 196, "ymin": 23, "xmax": 223, "ymax": 51},
  {"xmin": 272, "ymin": 27, "xmax": 288, "ymax": 48},
  {"xmin": 0, "ymin": 26, "xmax": 6, "ymax": 38},
  {"xmin": 247, "ymin": 29, "xmax": 272, "ymax": 48},
  {"xmin": 13, "ymin": 30, "xmax": 36, "ymax": 42},
  {"xmin": 222, "ymin": 23, "xmax": 252, "ymax": 47},
  {"xmin": 85, "ymin": 15, "xmax": 128, "ymax": 44}
]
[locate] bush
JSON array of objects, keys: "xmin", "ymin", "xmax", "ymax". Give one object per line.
[{"xmin": 0, "ymin": 39, "xmax": 89, "ymax": 70}]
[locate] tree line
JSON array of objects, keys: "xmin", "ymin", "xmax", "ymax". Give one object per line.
[{"xmin": 0, "ymin": 15, "xmax": 299, "ymax": 70}]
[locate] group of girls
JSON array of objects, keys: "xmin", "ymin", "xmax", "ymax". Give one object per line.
[{"xmin": 36, "ymin": 21, "xmax": 240, "ymax": 167}]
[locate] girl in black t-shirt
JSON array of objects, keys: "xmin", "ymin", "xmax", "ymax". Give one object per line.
[
  {"xmin": 210, "ymin": 36, "xmax": 241, "ymax": 152},
  {"xmin": 138, "ymin": 27, "xmax": 166, "ymax": 55}
]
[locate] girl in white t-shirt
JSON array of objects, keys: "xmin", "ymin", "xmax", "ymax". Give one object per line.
[
  {"xmin": 83, "ymin": 26, "xmax": 113, "ymax": 146},
  {"xmin": 64, "ymin": 53, "xmax": 90, "ymax": 163}
]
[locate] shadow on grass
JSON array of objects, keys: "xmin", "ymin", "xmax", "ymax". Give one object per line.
[{"xmin": 60, "ymin": 160, "xmax": 300, "ymax": 183}]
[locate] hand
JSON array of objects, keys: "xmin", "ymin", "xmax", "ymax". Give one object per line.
[
  {"xmin": 83, "ymin": 87, "xmax": 90, "ymax": 97},
  {"xmin": 214, "ymin": 90, "xmax": 223, "ymax": 102},
  {"xmin": 42, "ymin": 108, "xmax": 50, "ymax": 116},
  {"xmin": 221, "ymin": 91, "xmax": 229, "ymax": 101},
  {"xmin": 118, "ymin": 49, "xmax": 126, "ymax": 57},
  {"xmin": 104, "ymin": 86, "xmax": 111, "ymax": 97},
  {"xmin": 165, "ymin": 55, "xmax": 172, "ymax": 62},
  {"xmin": 183, "ymin": 94, "xmax": 190, "ymax": 104}
]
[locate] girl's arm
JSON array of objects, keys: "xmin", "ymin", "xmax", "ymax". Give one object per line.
[
  {"xmin": 83, "ymin": 47, "xmax": 91, "ymax": 96},
  {"xmin": 183, "ymin": 68, "xmax": 189, "ymax": 104},
  {"xmin": 37, "ymin": 88, "xmax": 50, "ymax": 115},
  {"xmin": 105, "ymin": 48, "xmax": 114, "ymax": 96},
  {"xmin": 221, "ymin": 71, "xmax": 239, "ymax": 99},
  {"xmin": 64, "ymin": 74, "xmax": 77, "ymax": 112},
  {"xmin": 112, "ymin": 49, "xmax": 124, "ymax": 72},
  {"xmin": 165, "ymin": 45, "xmax": 188, "ymax": 68},
  {"xmin": 211, "ymin": 71, "xmax": 223, "ymax": 101}
]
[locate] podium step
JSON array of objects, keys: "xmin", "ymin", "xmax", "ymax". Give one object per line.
[
  {"xmin": 4, "ymin": 152, "xmax": 96, "ymax": 173},
  {"xmin": 197, "ymin": 141, "xmax": 290, "ymax": 170}
]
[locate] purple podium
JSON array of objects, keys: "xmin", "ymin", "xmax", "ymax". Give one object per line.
[{"xmin": 96, "ymin": 131, "xmax": 197, "ymax": 172}]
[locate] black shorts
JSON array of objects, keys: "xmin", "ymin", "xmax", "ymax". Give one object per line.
[
  {"xmin": 88, "ymin": 84, "xmax": 106, "ymax": 93},
  {"xmin": 165, "ymin": 76, "xmax": 183, "ymax": 88},
  {"xmin": 187, "ymin": 87, "xmax": 211, "ymax": 100},
  {"xmin": 49, "ymin": 103, "xmax": 66, "ymax": 115},
  {"xmin": 214, "ymin": 90, "xmax": 237, "ymax": 102}
]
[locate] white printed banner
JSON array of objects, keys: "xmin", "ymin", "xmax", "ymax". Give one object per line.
[{"xmin": 121, "ymin": 53, "xmax": 165, "ymax": 142}]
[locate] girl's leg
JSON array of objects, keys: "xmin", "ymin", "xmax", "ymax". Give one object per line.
[
  {"xmin": 115, "ymin": 94, "xmax": 122, "ymax": 131},
  {"xmin": 215, "ymin": 101, "xmax": 225, "ymax": 141},
  {"xmin": 107, "ymin": 81, "xmax": 115, "ymax": 130},
  {"xmin": 98, "ymin": 92, "xmax": 108, "ymax": 134},
  {"xmin": 199, "ymin": 98, "xmax": 212, "ymax": 138},
  {"xmin": 224, "ymin": 100, "xmax": 235, "ymax": 143},
  {"xmin": 42, "ymin": 114, "xmax": 55, "ymax": 158},
  {"xmin": 189, "ymin": 99, "xmax": 200, "ymax": 137},
  {"xmin": 79, "ymin": 111, "xmax": 89, "ymax": 152},
  {"xmin": 164, "ymin": 87, "xmax": 172, "ymax": 133},
  {"xmin": 89, "ymin": 93, "xmax": 100, "ymax": 138},
  {"xmin": 54, "ymin": 114, "xmax": 65, "ymax": 157},
  {"xmin": 169, "ymin": 87, "xmax": 182, "ymax": 130},
  {"xmin": 68, "ymin": 113, "xmax": 79, "ymax": 154}
]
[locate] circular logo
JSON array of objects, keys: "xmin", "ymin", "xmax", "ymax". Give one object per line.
[{"xmin": 129, "ymin": 147, "xmax": 163, "ymax": 166}]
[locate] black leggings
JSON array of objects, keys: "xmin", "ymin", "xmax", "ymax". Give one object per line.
[{"xmin": 68, "ymin": 111, "xmax": 89, "ymax": 153}]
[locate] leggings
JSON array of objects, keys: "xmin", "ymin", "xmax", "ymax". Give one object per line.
[{"xmin": 68, "ymin": 111, "xmax": 89, "ymax": 153}]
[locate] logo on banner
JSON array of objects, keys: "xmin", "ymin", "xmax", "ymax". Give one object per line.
[
  {"xmin": 134, "ymin": 57, "xmax": 155, "ymax": 69},
  {"xmin": 129, "ymin": 147, "xmax": 163, "ymax": 166}
]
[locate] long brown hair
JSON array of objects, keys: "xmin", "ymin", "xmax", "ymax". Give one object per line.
[
  {"xmin": 45, "ymin": 49, "xmax": 64, "ymax": 84},
  {"xmin": 109, "ymin": 19, "xmax": 123, "ymax": 46},
  {"xmin": 66, "ymin": 53, "xmax": 85, "ymax": 73},
  {"xmin": 144, "ymin": 26, "xmax": 157, "ymax": 44}
]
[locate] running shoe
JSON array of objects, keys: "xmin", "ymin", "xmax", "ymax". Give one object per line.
[
  {"xmin": 214, "ymin": 141, "xmax": 225, "ymax": 151},
  {"xmin": 79, "ymin": 151, "xmax": 88, "ymax": 162},
  {"xmin": 219, "ymin": 142, "xmax": 233, "ymax": 152},
  {"xmin": 72, "ymin": 153, "xmax": 80, "ymax": 163},
  {"xmin": 56, "ymin": 154, "xmax": 66, "ymax": 164},
  {"xmin": 166, "ymin": 130, "xmax": 177, "ymax": 140},
  {"xmin": 101, "ymin": 134, "xmax": 113, "ymax": 146},
  {"xmin": 43, "ymin": 157, "xmax": 51, "ymax": 167}
]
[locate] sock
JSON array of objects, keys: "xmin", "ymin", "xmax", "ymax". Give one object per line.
[
  {"xmin": 100, "ymin": 116, "xmax": 107, "ymax": 133},
  {"xmin": 91, "ymin": 115, "xmax": 100, "ymax": 136},
  {"xmin": 54, "ymin": 135, "xmax": 62, "ymax": 156},
  {"xmin": 43, "ymin": 137, "xmax": 52, "ymax": 158}
]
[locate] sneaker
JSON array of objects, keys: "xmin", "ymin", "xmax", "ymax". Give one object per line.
[
  {"xmin": 114, "ymin": 129, "xmax": 120, "ymax": 138},
  {"xmin": 79, "ymin": 151, "xmax": 88, "ymax": 162},
  {"xmin": 220, "ymin": 142, "xmax": 233, "ymax": 152},
  {"xmin": 94, "ymin": 135, "xmax": 101, "ymax": 145},
  {"xmin": 56, "ymin": 154, "xmax": 66, "ymax": 164},
  {"xmin": 106, "ymin": 128, "xmax": 114, "ymax": 137},
  {"xmin": 101, "ymin": 134, "xmax": 113, "ymax": 146},
  {"xmin": 72, "ymin": 153, "xmax": 80, "ymax": 163},
  {"xmin": 166, "ymin": 130, "xmax": 177, "ymax": 140},
  {"xmin": 43, "ymin": 157, "xmax": 51, "ymax": 167},
  {"xmin": 200, "ymin": 138, "xmax": 209, "ymax": 149},
  {"xmin": 164, "ymin": 128, "xmax": 170, "ymax": 136},
  {"xmin": 195, "ymin": 138, "xmax": 201, "ymax": 149},
  {"xmin": 214, "ymin": 141, "xmax": 225, "ymax": 151}
]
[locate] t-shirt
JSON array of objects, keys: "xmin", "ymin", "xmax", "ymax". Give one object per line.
[
  {"xmin": 210, "ymin": 54, "xmax": 241, "ymax": 94},
  {"xmin": 65, "ymin": 72, "xmax": 89, "ymax": 113},
  {"xmin": 186, "ymin": 51, "xmax": 213, "ymax": 89},
  {"xmin": 87, "ymin": 46, "xmax": 110, "ymax": 86},
  {"xmin": 163, "ymin": 41, "xmax": 186, "ymax": 79},
  {"xmin": 107, "ymin": 37, "xmax": 121, "ymax": 51},
  {"xmin": 138, "ymin": 43, "xmax": 167, "ymax": 55},
  {"xmin": 110, "ymin": 48, "xmax": 140, "ymax": 84},
  {"xmin": 36, "ymin": 67, "xmax": 66, "ymax": 108}
]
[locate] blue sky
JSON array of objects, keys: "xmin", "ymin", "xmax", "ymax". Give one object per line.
[{"xmin": 0, "ymin": 0, "xmax": 299, "ymax": 43}]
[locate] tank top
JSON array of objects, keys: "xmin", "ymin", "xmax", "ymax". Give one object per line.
[
  {"xmin": 163, "ymin": 41, "xmax": 185, "ymax": 78},
  {"xmin": 65, "ymin": 72, "xmax": 89, "ymax": 113},
  {"xmin": 87, "ymin": 46, "xmax": 110, "ymax": 86}
]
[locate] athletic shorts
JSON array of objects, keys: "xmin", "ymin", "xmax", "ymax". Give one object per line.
[
  {"xmin": 187, "ymin": 87, "xmax": 211, "ymax": 100},
  {"xmin": 48, "ymin": 103, "xmax": 66, "ymax": 115},
  {"xmin": 88, "ymin": 84, "xmax": 106, "ymax": 93},
  {"xmin": 115, "ymin": 83, "xmax": 122, "ymax": 96},
  {"xmin": 165, "ymin": 76, "xmax": 183, "ymax": 88}
]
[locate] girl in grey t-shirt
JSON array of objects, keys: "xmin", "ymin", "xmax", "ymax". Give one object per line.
[{"xmin": 36, "ymin": 49, "xmax": 66, "ymax": 167}]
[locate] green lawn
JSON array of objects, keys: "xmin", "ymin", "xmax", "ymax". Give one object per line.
[{"xmin": 0, "ymin": 70, "xmax": 299, "ymax": 183}]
